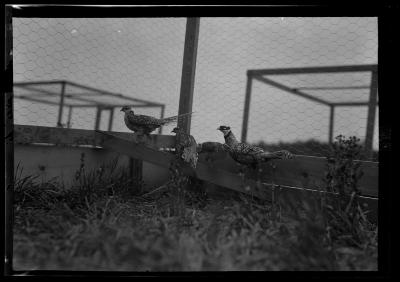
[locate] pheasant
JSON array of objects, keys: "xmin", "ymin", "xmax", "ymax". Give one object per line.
[
  {"xmin": 171, "ymin": 127, "xmax": 198, "ymax": 169},
  {"xmin": 121, "ymin": 106, "xmax": 193, "ymax": 136},
  {"xmin": 217, "ymin": 125, "xmax": 294, "ymax": 169}
]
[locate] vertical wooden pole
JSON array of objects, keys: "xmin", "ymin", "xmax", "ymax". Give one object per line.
[
  {"xmin": 67, "ymin": 106, "xmax": 73, "ymax": 128},
  {"xmin": 108, "ymin": 107, "xmax": 114, "ymax": 131},
  {"xmin": 328, "ymin": 105, "xmax": 335, "ymax": 144},
  {"xmin": 241, "ymin": 73, "xmax": 253, "ymax": 142},
  {"xmin": 158, "ymin": 105, "xmax": 165, "ymax": 134},
  {"xmin": 94, "ymin": 106, "xmax": 102, "ymax": 130},
  {"xmin": 178, "ymin": 17, "xmax": 200, "ymax": 134},
  {"xmin": 365, "ymin": 70, "xmax": 378, "ymax": 159},
  {"xmin": 4, "ymin": 5, "xmax": 14, "ymax": 276},
  {"xmin": 129, "ymin": 158, "xmax": 143, "ymax": 194},
  {"xmin": 57, "ymin": 81, "xmax": 66, "ymax": 127}
]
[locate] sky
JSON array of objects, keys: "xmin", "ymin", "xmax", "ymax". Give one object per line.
[{"xmin": 13, "ymin": 17, "xmax": 378, "ymax": 152}]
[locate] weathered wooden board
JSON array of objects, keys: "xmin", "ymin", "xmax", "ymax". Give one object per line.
[
  {"xmin": 199, "ymin": 151, "xmax": 378, "ymax": 197},
  {"xmin": 14, "ymin": 125, "xmax": 378, "ymax": 197},
  {"xmin": 97, "ymin": 131, "xmax": 377, "ymax": 222},
  {"xmin": 12, "ymin": 126, "xmax": 378, "ymax": 222},
  {"xmin": 265, "ymin": 156, "xmax": 378, "ymax": 197},
  {"xmin": 14, "ymin": 124, "xmax": 175, "ymax": 149},
  {"xmin": 14, "ymin": 143, "xmax": 130, "ymax": 186},
  {"xmin": 14, "ymin": 143, "xmax": 169, "ymax": 189}
]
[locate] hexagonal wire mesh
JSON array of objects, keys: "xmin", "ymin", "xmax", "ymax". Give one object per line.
[
  {"xmin": 13, "ymin": 18, "xmax": 186, "ymax": 133},
  {"xmin": 13, "ymin": 17, "xmax": 378, "ymax": 160},
  {"xmin": 191, "ymin": 17, "xmax": 378, "ymax": 161}
]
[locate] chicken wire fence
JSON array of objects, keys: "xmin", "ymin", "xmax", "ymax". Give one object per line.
[
  {"xmin": 190, "ymin": 17, "xmax": 378, "ymax": 161},
  {"xmin": 13, "ymin": 17, "xmax": 378, "ymax": 160},
  {"xmin": 13, "ymin": 18, "xmax": 186, "ymax": 133}
]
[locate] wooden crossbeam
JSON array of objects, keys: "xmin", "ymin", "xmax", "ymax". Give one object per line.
[
  {"xmin": 248, "ymin": 64, "xmax": 377, "ymax": 76},
  {"xmin": 253, "ymin": 75, "xmax": 331, "ymax": 106},
  {"xmin": 14, "ymin": 124, "xmax": 175, "ymax": 149}
]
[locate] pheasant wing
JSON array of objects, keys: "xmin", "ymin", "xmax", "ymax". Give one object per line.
[
  {"xmin": 261, "ymin": 150, "xmax": 294, "ymax": 160},
  {"xmin": 128, "ymin": 113, "xmax": 162, "ymax": 126},
  {"xmin": 175, "ymin": 131, "xmax": 198, "ymax": 168},
  {"xmin": 234, "ymin": 143, "xmax": 264, "ymax": 155},
  {"xmin": 175, "ymin": 131, "xmax": 189, "ymax": 153},
  {"xmin": 182, "ymin": 143, "xmax": 198, "ymax": 168}
]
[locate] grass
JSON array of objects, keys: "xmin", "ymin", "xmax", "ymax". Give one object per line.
[
  {"xmin": 13, "ymin": 137, "xmax": 378, "ymax": 271},
  {"xmin": 13, "ymin": 176, "xmax": 377, "ymax": 271}
]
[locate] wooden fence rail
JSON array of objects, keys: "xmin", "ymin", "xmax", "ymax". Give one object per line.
[
  {"xmin": 96, "ymin": 130, "xmax": 378, "ymax": 222},
  {"xmin": 13, "ymin": 125, "xmax": 378, "ymax": 222},
  {"xmin": 14, "ymin": 124, "xmax": 174, "ymax": 148}
]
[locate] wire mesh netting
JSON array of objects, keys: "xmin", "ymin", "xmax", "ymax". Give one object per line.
[
  {"xmin": 13, "ymin": 18, "xmax": 186, "ymax": 132},
  {"xmin": 246, "ymin": 70, "xmax": 378, "ymax": 158},
  {"xmin": 191, "ymin": 17, "xmax": 378, "ymax": 160},
  {"xmin": 13, "ymin": 17, "xmax": 378, "ymax": 160}
]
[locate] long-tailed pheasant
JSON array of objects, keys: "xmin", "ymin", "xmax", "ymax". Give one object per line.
[
  {"xmin": 171, "ymin": 127, "xmax": 198, "ymax": 169},
  {"xmin": 121, "ymin": 106, "xmax": 193, "ymax": 136},
  {"xmin": 217, "ymin": 125, "xmax": 294, "ymax": 168}
]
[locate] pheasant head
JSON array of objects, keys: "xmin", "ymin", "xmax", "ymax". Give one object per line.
[
  {"xmin": 217, "ymin": 125, "xmax": 238, "ymax": 146},
  {"xmin": 217, "ymin": 125, "xmax": 231, "ymax": 136},
  {"xmin": 171, "ymin": 127, "xmax": 181, "ymax": 134},
  {"xmin": 121, "ymin": 106, "xmax": 133, "ymax": 113}
]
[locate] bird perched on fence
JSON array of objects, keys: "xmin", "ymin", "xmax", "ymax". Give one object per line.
[
  {"xmin": 121, "ymin": 106, "xmax": 193, "ymax": 137},
  {"xmin": 217, "ymin": 125, "xmax": 294, "ymax": 169},
  {"xmin": 171, "ymin": 127, "xmax": 198, "ymax": 169}
]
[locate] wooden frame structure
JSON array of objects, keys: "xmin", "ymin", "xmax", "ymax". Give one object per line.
[
  {"xmin": 14, "ymin": 80, "xmax": 166, "ymax": 133},
  {"xmin": 242, "ymin": 64, "xmax": 379, "ymax": 158}
]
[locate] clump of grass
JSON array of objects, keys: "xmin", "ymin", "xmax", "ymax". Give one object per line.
[
  {"xmin": 64, "ymin": 153, "xmax": 143, "ymax": 211},
  {"xmin": 14, "ymin": 162, "xmax": 63, "ymax": 211},
  {"xmin": 253, "ymin": 135, "xmax": 378, "ymax": 270},
  {"xmin": 13, "ymin": 142, "xmax": 377, "ymax": 271},
  {"xmin": 323, "ymin": 135, "xmax": 377, "ymax": 249}
]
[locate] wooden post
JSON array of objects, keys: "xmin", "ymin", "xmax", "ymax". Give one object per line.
[
  {"xmin": 4, "ymin": 5, "xmax": 14, "ymax": 276},
  {"xmin": 94, "ymin": 106, "xmax": 102, "ymax": 130},
  {"xmin": 365, "ymin": 70, "xmax": 378, "ymax": 158},
  {"xmin": 108, "ymin": 107, "xmax": 114, "ymax": 131},
  {"xmin": 129, "ymin": 158, "xmax": 143, "ymax": 194},
  {"xmin": 57, "ymin": 81, "xmax": 66, "ymax": 127},
  {"xmin": 178, "ymin": 17, "xmax": 200, "ymax": 134},
  {"xmin": 241, "ymin": 73, "xmax": 253, "ymax": 142},
  {"xmin": 158, "ymin": 105, "xmax": 165, "ymax": 134},
  {"xmin": 67, "ymin": 106, "xmax": 73, "ymax": 128},
  {"xmin": 329, "ymin": 105, "xmax": 335, "ymax": 144}
]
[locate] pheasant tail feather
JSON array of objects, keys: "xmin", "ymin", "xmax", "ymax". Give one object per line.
[
  {"xmin": 260, "ymin": 150, "xmax": 294, "ymax": 161},
  {"xmin": 162, "ymin": 112, "xmax": 194, "ymax": 125}
]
